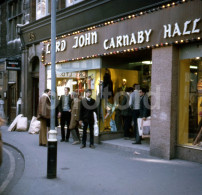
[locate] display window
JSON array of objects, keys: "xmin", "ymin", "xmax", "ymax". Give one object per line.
[
  {"xmin": 178, "ymin": 58, "xmax": 202, "ymax": 148},
  {"xmin": 46, "ymin": 58, "xmax": 151, "ymax": 135}
]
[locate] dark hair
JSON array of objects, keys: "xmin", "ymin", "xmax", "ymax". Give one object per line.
[
  {"xmin": 127, "ymin": 87, "xmax": 134, "ymax": 92},
  {"xmin": 85, "ymin": 89, "xmax": 92, "ymax": 93},
  {"xmin": 140, "ymin": 87, "xmax": 147, "ymax": 93},
  {"xmin": 44, "ymin": 89, "xmax": 51, "ymax": 93},
  {"xmin": 65, "ymin": 87, "xmax": 70, "ymax": 92}
]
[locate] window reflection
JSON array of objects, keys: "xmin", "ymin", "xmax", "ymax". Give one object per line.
[{"xmin": 178, "ymin": 58, "xmax": 202, "ymax": 148}]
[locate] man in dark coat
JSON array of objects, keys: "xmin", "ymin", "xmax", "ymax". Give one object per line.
[
  {"xmin": 58, "ymin": 87, "xmax": 72, "ymax": 142},
  {"xmin": 79, "ymin": 89, "xmax": 98, "ymax": 149},
  {"xmin": 135, "ymin": 87, "xmax": 150, "ymax": 144},
  {"xmin": 37, "ymin": 89, "xmax": 51, "ymax": 146}
]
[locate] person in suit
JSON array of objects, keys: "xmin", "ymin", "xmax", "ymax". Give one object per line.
[
  {"xmin": 58, "ymin": 87, "xmax": 72, "ymax": 142},
  {"xmin": 79, "ymin": 89, "xmax": 98, "ymax": 149},
  {"xmin": 135, "ymin": 87, "xmax": 150, "ymax": 144},
  {"xmin": 37, "ymin": 89, "xmax": 51, "ymax": 146},
  {"xmin": 121, "ymin": 87, "xmax": 133, "ymax": 139}
]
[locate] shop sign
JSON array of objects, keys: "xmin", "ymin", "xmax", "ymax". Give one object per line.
[
  {"xmin": 56, "ymin": 71, "xmax": 86, "ymax": 78},
  {"xmin": 6, "ymin": 60, "xmax": 21, "ymax": 71},
  {"xmin": 72, "ymin": 31, "xmax": 98, "ymax": 48},
  {"xmin": 43, "ymin": 0, "xmax": 202, "ymax": 64},
  {"xmin": 163, "ymin": 18, "xmax": 201, "ymax": 38},
  {"xmin": 46, "ymin": 40, "xmax": 67, "ymax": 54},
  {"xmin": 103, "ymin": 29, "xmax": 152, "ymax": 50}
]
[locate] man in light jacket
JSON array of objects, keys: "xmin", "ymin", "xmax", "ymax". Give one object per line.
[
  {"xmin": 129, "ymin": 84, "xmax": 140, "ymax": 144},
  {"xmin": 37, "ymin": 89, "xmax": 51, "ymax": 146}
]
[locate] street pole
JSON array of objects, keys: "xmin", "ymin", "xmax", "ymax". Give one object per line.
[{"xmin": 47, "ymin": 0, "xmax": 57, "ymax": 179}]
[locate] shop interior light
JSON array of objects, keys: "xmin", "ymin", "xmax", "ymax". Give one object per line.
[
  {"xmin": 142, "ymin": 61, "xmax": 152, "ymax": 65},
  {"xmin": 190, "ymin": 65, "xmax": 198, "ymax": 69}
]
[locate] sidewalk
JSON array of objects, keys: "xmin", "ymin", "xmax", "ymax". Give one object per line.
[{"xmin": 1, "ymin": 125, "xmax": 202, "ymax": 195}]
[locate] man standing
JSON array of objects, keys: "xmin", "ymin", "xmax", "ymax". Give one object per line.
[
  {"xmin": 37, "ymin": 89, "xmax": 51, "ymax": 146},
  {"xmin": 79, "ymin": 89, "xmax": 97, "ymax": 149},
  {"xmin": 136, "ymin": 87, "xmax": 150, "ymax": 144},
  {"xmin": 129, "ymin": 84, "xmax": 140, "ymax": 144},
  {"xmin": 58, "ymin": 87, "xmax": 72, "ymax": 142}
]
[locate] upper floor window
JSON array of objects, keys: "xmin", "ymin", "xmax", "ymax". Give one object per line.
[
  {"xmin": 7, "ymin": 0, "xmax": 23, "ymax": 41},
  {"xmin": 66, "ymin": 0, "xmax": 84, "ymax": 7},
  {"xmin": 36, "ymin": 0, "xmax": 51, "ymax": 20}
]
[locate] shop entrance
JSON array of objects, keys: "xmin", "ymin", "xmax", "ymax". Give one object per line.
[
  {"xmin": 8, "ymin": 83, "xmax": 17, "ymax": 123},
  {"xmin": 49, "ymin": 50, "xmax": 152, "ymax": 143},
  {"xmin": 32, "ymin": 77, "xmax": 39, "ymax": 116},
  {"xmin": 30, "ymin": 56, "xmax": 39, "ymax": 117},
  {"xmin": 100, "ymin": 50, "xmax": 152, "ymax": 141}
]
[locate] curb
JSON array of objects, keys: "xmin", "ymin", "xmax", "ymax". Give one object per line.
[
  {"xmin": 3, "ymin": 142, "xmax": 25, "ymax": 162},
  {"xmin": 100, "ymin": 141, "xmax": 150, "ymax": 155}
]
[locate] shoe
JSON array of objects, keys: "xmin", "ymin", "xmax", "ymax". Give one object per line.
[
  {"xmin": 130, "ymin": 138, "xmax": 136, "ymax": 141},
  {"xmin": 80, "ymin": 144, "xmax": 86, "ymax": 149},
  {"xmin": 72, "ymin": 141, "xmax": 80, "ymax": 145},
  {"xmin": 65, "ymin": 139, "xmax": 69, "ymax": 142},
  {"xmin": 60, "ymin": 139, "xmax": 65, "ymax": 142},
  {"xmin": 132, "ymin": 142, "xmax": 141, "ymax": 144},
  {"xmin": 89, "ymin": 145, "xmax": 95, "ymax": 149},
  {"xmin": 124, "ymin": 137, "xmax": 130, "ymax": 140}
]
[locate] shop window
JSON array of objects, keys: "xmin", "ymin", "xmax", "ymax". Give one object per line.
[
  {"xmin": 66, "ymin": 0, "xmax": 84, "ymax": 7},
  {"xmin": 7, "ymin": 0, "xmax": 23, "ymax": 41},
  {"xmin": 178, "ymin": 58, "xmax": 202, "ymax": 148},
  {"xmin": 36, "ymin": 0, "xmax": 51, "ymax": 20},
  {"xmin": 46, "ymin": 58, "xmax": 151, "ymax": 135}
]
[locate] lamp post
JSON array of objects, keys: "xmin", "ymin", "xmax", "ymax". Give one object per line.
[{"xmin": 47, "ymin": 0, "xmax": 57, "ymax": 179}]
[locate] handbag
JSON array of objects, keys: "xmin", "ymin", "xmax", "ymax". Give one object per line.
[
  {"xmin": 138, "ymin": 117, "xmax": 151, "ymax": 138},
  {"xmin": 110, "ymin": 119, "xmax": 117, "ymax": 132}
]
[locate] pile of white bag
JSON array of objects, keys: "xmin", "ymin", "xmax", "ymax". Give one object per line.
[
  {"xmin": 28, "ymin": 116, "xmax": 40, "ymax": 134},
  {"xmin": 8, "ymin": 115, "xmax": 40, "ymax": 134}
]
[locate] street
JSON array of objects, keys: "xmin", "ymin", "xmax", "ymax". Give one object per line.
[
  {"xmin": 0, "ymin": 144, "xmax": 24, "ymax": 194},
  {"xmin": 0, "ymin": 126, "xmax": 202, "ymax": 195}
]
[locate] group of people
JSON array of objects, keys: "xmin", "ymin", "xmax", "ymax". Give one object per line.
[
  {"xmin": 37, "ymin": 87, "xmax": 97, "ymax": 149},
  {"xmin": 36, "ymin": 82, "xmax": 150, "ymax": 148},
  {"xmin": 120, "ymin": 84, "xmax": 150, "ymax": 144}
]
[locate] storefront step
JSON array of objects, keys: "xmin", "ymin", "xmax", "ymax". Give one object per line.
[{"xmin": 101, "ymin": 138, "xmax": 150, "ymax": 155}]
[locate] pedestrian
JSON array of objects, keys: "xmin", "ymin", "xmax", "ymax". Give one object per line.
[
  {"xmin": 129, "ymin": 84, "xmax": 140, "ymax": 144},
  {"xmin": 136, "ymin": 87, "xmax": 150, "ymax": 144},
  {"xmin": 69, "ymin": 92, "xmax": 81, "ymax": 145},
  {"xmin": 79, "ymin": 89, "xmax": 98, "ymax": 149},
  {"xmin": 37, "ymin": 89, "xmax": 51, "ymax": 146},
  {"xmin": 58, "ymin": 87, "xmax": 72, "ymax": 142},
  {"xmin": 121, "ymin": 87, "xmax": 133, "ymax": 139}
]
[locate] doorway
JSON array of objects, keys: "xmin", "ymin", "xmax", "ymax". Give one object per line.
[
  {"xmin": 32, "ymin": 77, "xmax": 39, "ymax": 117},
  {"xmin": 8, "ymin": 83, "xmax": 17, "ymax": 123}
]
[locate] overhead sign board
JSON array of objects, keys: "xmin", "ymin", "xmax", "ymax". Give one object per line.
[{"xmin": 6, "ymin": 60, "xmax": 21, "ymax": 71}]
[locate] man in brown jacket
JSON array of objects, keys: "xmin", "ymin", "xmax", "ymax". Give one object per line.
[
  {"xmin": 69, "ymin": 92, "xmax": 81, "ymax": 145},
  {"xmin": 37, "ymin": 89, "xmax": 51, "ymax": 146}
]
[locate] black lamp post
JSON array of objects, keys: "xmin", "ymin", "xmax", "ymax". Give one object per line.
[{"xmin": 47, "ymin": 0, "xmax": 57, "ymax": 179}]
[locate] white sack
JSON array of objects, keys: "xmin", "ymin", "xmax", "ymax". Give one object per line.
[
  {"xmin": 28, "ymin": 116, "xmax": 40, "ymax": 134},
  {"xmin": 16, "ymin": 117, "xmax": 28, "ymax": 131},
  {"xmin": 8, "ymin": 114, "xmax": 23, "ymax": 131}
]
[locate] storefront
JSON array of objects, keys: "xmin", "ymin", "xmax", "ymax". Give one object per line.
[
  {"xmin": 0, "ymin": 58, "xmax": 21, "ymax": 122},
  {"xmin": 21, "ymin": 0, "xmax": 202, "ymax": 163}
]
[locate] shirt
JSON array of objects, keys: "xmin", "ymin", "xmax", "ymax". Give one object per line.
[
  {"xmin": 129, "ymin": 90, "xmax": 140, "ymax": 110},
  {"xmin": 63, "ymin": 95, "xmax": 70, "ymax": 111}
]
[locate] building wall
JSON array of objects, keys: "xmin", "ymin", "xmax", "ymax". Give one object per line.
[
  {"xmin": 150, "ymin": 46, "xmax": 179, "ymax": 159},
  {"xmin": 0, "ymin": 2, "xmax": 8, "ymax": 58}
]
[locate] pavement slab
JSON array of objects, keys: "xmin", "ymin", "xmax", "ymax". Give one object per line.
[{"xmin": 0, "ymin": 126, "xmax": 202, "ymax": 195}]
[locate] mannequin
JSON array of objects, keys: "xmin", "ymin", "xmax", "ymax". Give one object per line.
[
  {"xmin": 102, "ymin": 68, "xmax": 113, "ymax": 98},
  {"xmin": 118, "ymin": 78, "xmax": 128, "ymax": 92}
]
